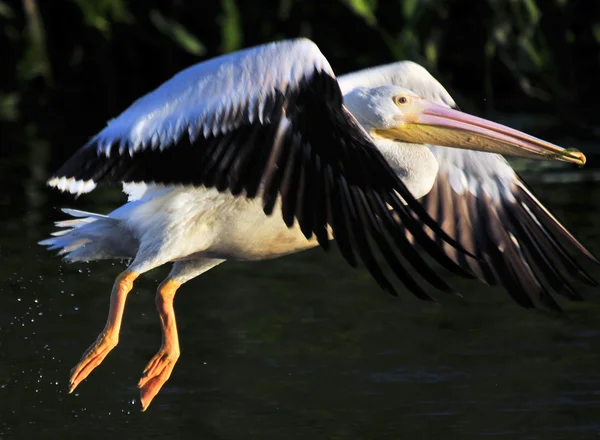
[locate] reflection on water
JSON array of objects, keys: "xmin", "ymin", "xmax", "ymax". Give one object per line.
[{"xmin": 1, "ymin": 140, "xmax": 600, "ymax": 439}]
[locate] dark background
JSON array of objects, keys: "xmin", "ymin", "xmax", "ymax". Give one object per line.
[
  {"xmin": 2, "ymin": 0, "xmax": 600, "ymax": 162},
  {"xmin": 2, "ymin": 1, "xmax": 600, "ymax": 439}
]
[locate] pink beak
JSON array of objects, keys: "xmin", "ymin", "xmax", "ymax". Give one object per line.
[{"xmin": 376, "ymin": 98, "xmax": 586, "ymax": 166}]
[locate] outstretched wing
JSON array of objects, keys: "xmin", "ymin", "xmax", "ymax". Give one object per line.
[
  {"xmin": 48, "ymin": 39, "xmax": 473, "ymax": 299},
  {"xmin": 339, "ymin": 61, "xmax": 598, "ymax": 311},
  {"xmin": 420, "ymin": 147, "xmax": 598, "ymax": 311}
]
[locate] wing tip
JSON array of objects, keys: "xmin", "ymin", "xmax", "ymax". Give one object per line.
[{"xmin": 47, "ymin": 176, "xmax": 97, "ymax": 195}]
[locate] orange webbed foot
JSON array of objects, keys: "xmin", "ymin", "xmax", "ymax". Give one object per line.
[
  {"xmin": 67, "ymin": 270, "xmax": 138, "ymax": 393},
  {"xmin": 68, "ymin": 331, "xmax": 118, "ymax": 393},
  {"xmin": 138, "ymin": 347, "xmax": 180, "ymax": 411}
]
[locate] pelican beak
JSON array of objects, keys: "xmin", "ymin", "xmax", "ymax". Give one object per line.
[{"xmin": 373, "ymin": 98, "xmax": 586, "ymax": 166}]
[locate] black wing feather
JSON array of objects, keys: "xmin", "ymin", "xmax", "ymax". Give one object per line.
[{"xmin": 405, "ymin": 166, "xmax": 598, "ymax": 311}]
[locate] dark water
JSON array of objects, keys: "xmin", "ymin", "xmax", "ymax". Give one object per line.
[{"xmin": 1, "ymin": 146, "xmax": 600, "ymax": 439}]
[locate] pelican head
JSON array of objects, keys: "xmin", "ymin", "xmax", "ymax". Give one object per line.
[{"xmin": 344, "ymin": 85, "xmax": 586, "ymax": 166}]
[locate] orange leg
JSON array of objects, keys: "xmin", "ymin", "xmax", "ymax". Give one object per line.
[
  {"xmin": 69, "ymin": 270, "xmax": 139, "ymax": 393},
  {"xmin": 137, "ymin": 279, "xmax": 181, "ymax": 411}
]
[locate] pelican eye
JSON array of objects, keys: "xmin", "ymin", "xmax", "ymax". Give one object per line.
[{"xmin": 394, "ymin": 95, "xmax": 410, "ymax": 106}]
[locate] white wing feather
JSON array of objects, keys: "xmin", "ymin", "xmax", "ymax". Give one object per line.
[
  {"xmin": 428, "ymin": 146, "xmax": 517, "ymax": 203},
  {"xmin": 93, "ymin": 38, "xmax": 332, "ymax": 158},
  {"xmin": 49, "ymin": 38, "xmax": 334, "ymax": 195}
]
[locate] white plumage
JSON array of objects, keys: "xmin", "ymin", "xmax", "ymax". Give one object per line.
[
  {"xmin": 48, "ymin": 39, "xmax": 333, "ymax": 194},
  {"xmin": 39, "ymin": 38, "xmax": 597, "ymax": 411}
]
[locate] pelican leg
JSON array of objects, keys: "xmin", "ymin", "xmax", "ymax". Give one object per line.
[
  {"xmin": 137, "ymin": 259, "xmax": 224, "ymax": 411},
  {"xmin": 138, "ymin": 279, "xmax": 181, "ymax": 411},
  {"xmin": 69, "ymin": 270, "xmax": 139, "ymax": 393}
]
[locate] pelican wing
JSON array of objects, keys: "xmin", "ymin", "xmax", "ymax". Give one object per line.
[
  {"xmin": 339, "ymin": 61, "xmax": 598, "ymax": 311},
  {"xmin": 48, "ymin": 39, "xmax": 473, "ymax": 298},
  {"xmin": 420, "ymin": 148, "xmax": 598, "ymax": 311}
]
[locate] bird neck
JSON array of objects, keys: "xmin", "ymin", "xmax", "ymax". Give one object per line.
[{"xmin": 373, "ymin": 139, "xmax": 439, "ymax": 199}]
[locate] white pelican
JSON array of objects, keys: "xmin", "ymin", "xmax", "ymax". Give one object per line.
[{"xmin": 39, "ymin": 38, "xmax": 597, "ymax": 411}]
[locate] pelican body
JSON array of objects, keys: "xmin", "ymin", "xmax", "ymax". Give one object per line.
[{"xmin": 40, "ymin": 39, "xmax": 597, "ymax": 411}]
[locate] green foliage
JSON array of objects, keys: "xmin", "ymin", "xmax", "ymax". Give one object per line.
[
  {"xmin": 71, "ymin": 0, "xmax": 131, "ymax": 36},
  {"xmin": 0, "ymin": 0, "xmax": 14, "ymax": 18},
  {"xmin": 2, "ymin": 0, "xmax": 599, "ymax": 128},
  {"xmin": 0, "ymin": 93, "xmax": 19, "ymax": 121},
  {"xmin": 345, "ymin": 0, "xmax": 378, "ymax": 26},
  {"xmin": 593, "ymin": 23, "xmax": 600, "ymax": 44},
  {"xmin": 149, "ymin": 10, "xmax": 206, "ymax": 56},
  {"xmin": 486, "ymin": 0, "xmax": 556, "ymax": 100},
  {"xmin": 18, "ymin": 0, "xmax": 52, "ymax": 85},
  {"xmin": 219, "ymin": 0, "xmax": 242, "ymax": 53}
]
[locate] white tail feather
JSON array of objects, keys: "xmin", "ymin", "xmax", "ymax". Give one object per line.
[
  {"xmin": 61, "ymin": 208, "xmax": 115, "ymax": 220},
  {"xmin": 39, "ymin": 209, "xmax": 138, "ymax": 262}
]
